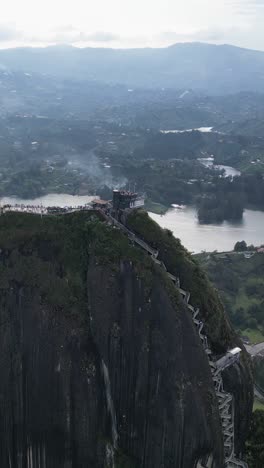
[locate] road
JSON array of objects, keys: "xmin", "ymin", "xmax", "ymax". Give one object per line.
[
  {"xmin": 245, "ymin": 342, "xmax": 264, "ymax": 357},
  {"xmin": 255, "ymin": 385, "xmax": 264, "ymax": 402}
]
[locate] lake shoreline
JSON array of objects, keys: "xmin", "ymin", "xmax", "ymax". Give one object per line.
[
  {"xmin": 0, "ymin": 193, "xmax": 96, "ymax": 207},
  {"xmin": 149, "ymin": 205, "xmax": 264, "ymax": 253},
  {"xmin": 1, "ymin": 193, "xmax": 263, "ymax": 254}
]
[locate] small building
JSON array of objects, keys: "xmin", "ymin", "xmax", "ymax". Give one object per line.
[
  {"xmin": 112, "ymin": 190, "xmax": 145, "ymax": 211},
  {"xmin": 91, "ymin": 199, "xmax": 109, "ymax": 209}
]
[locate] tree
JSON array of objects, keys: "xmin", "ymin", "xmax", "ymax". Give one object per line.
[
  {"xmin": 246, "ymin": 410, "xmax": 264, "ymax": 467},
  {"xmin": 234, "ymin": 241, "xmax": 247, "ymax": 252}
]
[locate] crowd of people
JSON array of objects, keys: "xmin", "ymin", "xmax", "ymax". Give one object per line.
[{"xmin": 0, "ymin": 203, "xmax": 93, "ymax": 215}]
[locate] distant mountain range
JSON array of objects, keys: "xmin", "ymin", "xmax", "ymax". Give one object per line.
[{"xmin": 1, "ymin": 42, "xmax": 264, "ymax": 94}]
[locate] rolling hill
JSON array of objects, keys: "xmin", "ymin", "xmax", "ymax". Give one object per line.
[{"xmin": 1, "ymin": 42, "xmax": 264, "ymax": 93}]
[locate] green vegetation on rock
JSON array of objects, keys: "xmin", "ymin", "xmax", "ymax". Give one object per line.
[
  {"xmin": 253, "ymin": 400, "xmax": 264, "ymax": 412},
  {"xmin": 246, "ymin": 410, "xmax": 264, "ymax": 467},
  {"xmin": 0, "ymin": 209, "xmax": 253, "ymax": 466},
  {"xmin": 144, "ymin": 199, "xmax": 168, "ymax": 215},
  {"xmin": 127, "ymin": 209, "xmax": 242, "ymax": 353}
]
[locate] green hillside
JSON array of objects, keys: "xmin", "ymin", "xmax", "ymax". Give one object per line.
[{"xmin": 197, "ymin": 251, "xmax": 264, "ymax": 343}]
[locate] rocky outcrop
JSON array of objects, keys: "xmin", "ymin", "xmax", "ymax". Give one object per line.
[
  {"xmin": 87, "ymin": 259, "xmax": 224, "ymax": 467},
  {"xmin": 0, "ymin": 285, "xmax": 107, "ymax": 467},
  {"xmin": 0, "ymin": 211, "xmax": 253, "ymax": 467},
  {"xmin": 126, "ymin": 209, "xmax": 253, "ymax": 457}
]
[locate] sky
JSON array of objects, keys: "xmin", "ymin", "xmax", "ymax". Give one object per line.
[{"xmin": 1, "ymin": 0, "xmax": 264, "ymax": 50}]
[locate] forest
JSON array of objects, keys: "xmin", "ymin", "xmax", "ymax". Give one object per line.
[{"xmin": 197, "ymin": 249, "xmax": 264, "ymax": 344}]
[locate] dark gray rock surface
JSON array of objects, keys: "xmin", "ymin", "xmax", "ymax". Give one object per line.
[{"xmin": 0, "ymin": 212, "xmax": 253, "ymax": 467}]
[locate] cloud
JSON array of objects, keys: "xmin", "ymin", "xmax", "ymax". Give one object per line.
[
  {"xmin": 0, "ymin": 24, "xmax": 23, "ymax": 42},
  {"xmin": 1, "ymin": 0, "xmax": 264, "ymax": 50},
  {"xmin": 229, "ymin": 0, "xmax": 264, "ymax": 18},
  {"xmin": 33, "ymin": 27, "xmax": 120, "ymax": 45},
  {"xmin": 79, "ymin": 31, "xmax": 120, "ymax": 42},
  {"xmin": 159, "ymin": 27, "xmax": 243, "ymax": 43}
]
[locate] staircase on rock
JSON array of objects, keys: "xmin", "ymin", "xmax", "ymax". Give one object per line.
[{"xmin": 104, "ymin": 210, "xmax": 248, "ymax": 468}]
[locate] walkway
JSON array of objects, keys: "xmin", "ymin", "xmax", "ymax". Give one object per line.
[{"xmin": 245, "ymin": 342, "xmax": 264, "ymax": 357}]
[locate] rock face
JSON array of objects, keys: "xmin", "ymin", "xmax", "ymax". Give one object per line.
[
  {"xmin": 0, "ymin": 211, "xmax": 253, "ymax": 467},
  {"xmin": 0, "ymin": 284, "xmax": 106, "ymax": 467},
  {"xmin": 126, "ymin": 209, "xmax": 254, "ymax": 456}
]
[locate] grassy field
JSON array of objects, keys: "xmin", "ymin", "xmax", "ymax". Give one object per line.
[
  {"xmin": 239, "ymin": 156, "xmax": 264, "ymax": 175},
  {"xmin": 243, "ymin": 329, "xmax": 264, "ymax": 345},
  {"xmin": 253, "ymin": 399, "xmax": 264, "ymax": 412},
  {"xmin": 144, "ymin": 199, "xmax": 169, "ymax": 215}
]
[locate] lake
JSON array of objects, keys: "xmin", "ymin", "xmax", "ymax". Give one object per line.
[
  {"xmin": 0, "ymin": 193, "xmax": 95, "ymax": 207},
  {"xmin": 216, "ymin": 165, "xmax": 241, "ymax": 177},
  {"xmin": 1, "ymin": 193, "xmax": 263, "ymax": 254},
  {"xmin": 149, "ymin": 206, "xmax": 264, "ymax": 253},
  {"xmin": 161, "ymin": 127, "xmax": 214, "ymax": 134},
  {"xmin": 198, "ymin": 158, "xmax": 241, "ymax": 177}
]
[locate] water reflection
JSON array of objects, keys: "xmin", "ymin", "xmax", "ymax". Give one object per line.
[
  {"xmin": 0, "ymin": 193, "xmax": 95, "ymax": 207},
  {"xmin": 149, "ymin": 206, "xmax": 264, "ymax": 253}
]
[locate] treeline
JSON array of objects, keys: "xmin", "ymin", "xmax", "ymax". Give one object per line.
[
  {"xmin": 197, "ymin": 252, "xmax": 264, "ymax": 336},
  {"xmin": 197, "ymin": 192, "xmax": 244, "ymax": 223},
  {"xmin": 110, "ymin": 157, "xmax": 215, "ymax": 207},
  {"xmin": 189, "ymin": 172, "xmax": 264, "ymax": 223},
  {"xmin": 135, "ymin": 130, "xmax": 263, "ymax": 165},
  {"xmin": 111, "ymin": 155, "xmax": 264, "ymax": 223},
  {"xmin": 246, "ymin": 410, "xmax": 264, "ymax": 467},
  {"xmin": 197, "ymin": 173, "xmax": 264, "ymax": 223}
]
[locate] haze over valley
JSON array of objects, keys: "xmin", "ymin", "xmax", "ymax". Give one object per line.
[
  {"xmin": 0, "ymin": 5, "xmax": 263, "ymax": 462},
  {"xmin": 0, "ymin": 44, "xmax": 264, "ymax": 253}
]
